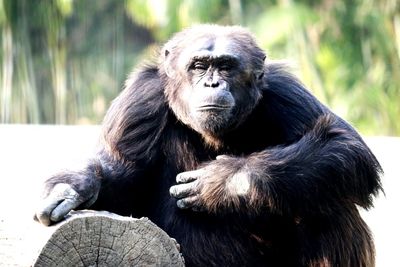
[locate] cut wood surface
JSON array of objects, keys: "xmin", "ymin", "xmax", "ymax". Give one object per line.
[
  {"xmin": 0, "ymin": 125, "xmax": 399, "ymax": 266},
  {"xmin": 34, "ymin": 210, "xmax": 184, "ymax": 267}
]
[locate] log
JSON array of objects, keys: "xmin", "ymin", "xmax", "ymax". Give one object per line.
[{"xmin": 33, "ymin": 210, "xmax": 185, "ymax": 267}]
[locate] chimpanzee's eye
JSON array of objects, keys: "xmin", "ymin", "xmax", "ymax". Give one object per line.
[
  {"xmin": 193, "ymin": 62, "xmax": 208, "ymax": 70},
  {"xmin": 219, "ymin": 64, "xmax": 232, "ymax": 71},
  {"xmin": 217, "ymin": 57, "xmax": 238, "ymax": 73}
]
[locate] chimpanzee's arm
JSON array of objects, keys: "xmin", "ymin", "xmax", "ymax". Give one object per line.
[
  {"xmin": 219, "ymin": 115, "xmax": 381, "ymax": 215},
  {"xmin": 170, "ymin": 65, "xmax": 382, "ymax": 216},
  {"xmin": 35, "ymin": 66, "xmax": 167, "ymax": 225}
]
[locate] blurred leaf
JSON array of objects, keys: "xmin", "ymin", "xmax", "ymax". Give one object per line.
[
  {"xmin": 125, "ymin": 0, "xmax": 168, "ymax": 29},
  {"xmin": 251, "ymin": 3, "xmax": 319, "ymax": 48},
  {"xmin": 0, "ymin": 0, "xmax": 5, "ymax": 25},
  {"xmin": 56, "ymin": 0, "xmax": 74, "ymax": 17}
]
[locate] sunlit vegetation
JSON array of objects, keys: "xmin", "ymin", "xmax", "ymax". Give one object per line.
[{"xmin": 0, "ymin": 0, "xmax": 399, "ymax": 135}]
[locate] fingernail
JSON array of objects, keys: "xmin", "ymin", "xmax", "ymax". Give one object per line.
[
  {"xmin": 177, "ymin": 200, "xmax": 185, "ymax": 209},
  {"xmin": 169, "ymin": 186, "xmax": 176, "ymax": 196}
]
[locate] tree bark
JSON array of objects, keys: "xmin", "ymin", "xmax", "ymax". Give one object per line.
[{"xmin": 33, "ymin": 210, "xmax": 184, "ymax": 267}]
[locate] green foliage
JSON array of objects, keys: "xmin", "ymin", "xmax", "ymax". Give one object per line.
[
  {"xmin": 0, "ymin": 0, "xmax": 399, "ymax": 135},
  {"xmin": 126, "ymin": 0, "xmax": 229, "ymax": 40}
]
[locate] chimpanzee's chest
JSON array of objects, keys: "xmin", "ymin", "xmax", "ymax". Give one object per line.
[{"xmin": 150, "ymin": 201, "xmax": 299, "ymax": 267}]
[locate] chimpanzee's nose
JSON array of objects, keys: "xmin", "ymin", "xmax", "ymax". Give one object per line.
[{"xmin": 204, "ymin": 77, "xmax": 220, "ymax": 88}]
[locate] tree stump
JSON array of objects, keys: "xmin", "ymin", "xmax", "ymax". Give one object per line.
[{"xmin": 33, "ymin": 210, "xmax": 185, "ymax": 267}]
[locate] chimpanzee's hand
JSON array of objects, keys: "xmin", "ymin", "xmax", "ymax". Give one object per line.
[
  {"xmin": 169, "ymin": 168, "xmax": 207, "ymax": 211},
  {"xmin": 34, "ymin": 172, "xmax": 100, "ymax": 226},
  {"xmin": 169, "ymin": 155, "xmax": 251, "ymax": 213}
]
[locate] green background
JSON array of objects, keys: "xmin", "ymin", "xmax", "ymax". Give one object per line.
[{"xmin": 0, "ymin": 0, "xmax": 399, "ymax": 135}]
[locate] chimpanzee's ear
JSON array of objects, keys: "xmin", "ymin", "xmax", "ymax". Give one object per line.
[
  {"xmin": 163, "ymin": 47, "xmax": 175, "ymax": 78},
  {"xmin": 254, "ymin": 54, "xmax": 266, "ymax": 80},
  {"xmin": 255, "ymin": 70, "xmax": 264, "ymax": 80}
]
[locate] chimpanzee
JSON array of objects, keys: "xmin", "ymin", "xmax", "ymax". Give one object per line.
[{"xmin": 35, "ymin": 25, "xmax": 382, "ymax": 267}]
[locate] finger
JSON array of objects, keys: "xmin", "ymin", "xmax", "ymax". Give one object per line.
[
  {"xmin": 79, "ymin": 192, "xmax": 99, "ymax": 209},
  {"xmin": 216, "ymin": 155, "xmax": 231, "ymax": 160},
  {"xmin": 176, "ymin": 196, "xmax": 200, "ymax": 209},
  {"xmin": 50, "ymin": 196, "xmax": 82, "ymax": 222},
  {"xmin": 170, "ymin": 180, "xmax": 199, "ymax": 198},
  {"xmin": 36, "ymin": 197, "xmax": 63, "ymax": 226},
  {"xmin": 191, "ymin": 204, "xmax": 206, "ymax": 212},
  {"xmin": 176, "ymin": 169, "xmax": 204, "ymax": 183},
  {"xmin": 35, "ymin": 183, "xmax": 79, "ymax": 226}
]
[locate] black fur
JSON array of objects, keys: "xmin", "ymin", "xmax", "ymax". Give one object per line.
[{"xmin": 38, "ymin": 25, "xmax": 382, "ymax": 267}]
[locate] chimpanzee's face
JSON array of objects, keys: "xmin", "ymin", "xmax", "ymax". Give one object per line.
[{"xmin": 163, "ymin": 27, "xmax": 265, "ymax": 141}]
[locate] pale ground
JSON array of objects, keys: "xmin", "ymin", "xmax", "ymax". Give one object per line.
[{"xmin": 0, "ymin": 125, "xmax": 398, "ymax": 266}]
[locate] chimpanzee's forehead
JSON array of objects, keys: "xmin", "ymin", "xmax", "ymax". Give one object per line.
[
  {"xmin": 189, "ymin": 35, "xmax": 238, "ymax": 56},
  {"xmin": 178, "ymin": 35, "xmax": 243, "ymax": 67}
]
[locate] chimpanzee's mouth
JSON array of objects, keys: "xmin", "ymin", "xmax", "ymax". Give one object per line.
[{"xmin": 196, "ymin": 105, "xmax": 232, "ymax": 111}]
